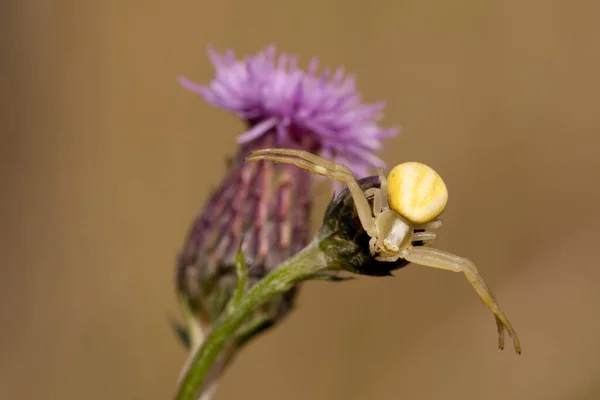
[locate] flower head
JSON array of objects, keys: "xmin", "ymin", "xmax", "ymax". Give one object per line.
[{"xmin": 179, "ymin": 45, "xmax": 399, "ymax": 178}]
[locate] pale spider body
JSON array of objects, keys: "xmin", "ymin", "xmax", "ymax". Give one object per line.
[{"xmin": 245, "ymin": 148, "xmax": 521, "ymax": 355}]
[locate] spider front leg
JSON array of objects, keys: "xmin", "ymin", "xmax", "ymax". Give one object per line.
[
  {"xmin": 403, "ymin": 246, "xmax": 521, "ymax": 354},
  {"xmin": 247, "ymin": 148, "xmax": 355, "ymax": 178},
  {"xmin": 364, "ymin": 188, "xmax": 383, "ymax": 216},
  {"xmin": 245, "ymin": 148, "xmax": 378, "ymax": 237}
]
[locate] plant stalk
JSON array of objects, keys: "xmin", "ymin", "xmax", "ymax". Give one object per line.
[{"xmin": 175, "ymin": 238, "xmax": 328, "ymax": 400}]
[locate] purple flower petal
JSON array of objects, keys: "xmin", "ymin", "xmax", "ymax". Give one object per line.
[
  {"xmin": 237, "ymin": 116, "xmax": 279, "ymax": 144},
  {"xmin": 180, "ymin": 46, "xmax": 400, "ymax": 177}
]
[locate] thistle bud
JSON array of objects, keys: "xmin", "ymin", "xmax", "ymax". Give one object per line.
[{"xmin": 318, "ymin": 176, "xmax": 425, "ymax": 276}]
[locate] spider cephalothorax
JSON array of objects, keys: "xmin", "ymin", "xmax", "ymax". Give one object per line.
[{"xmin": 245, "ymin": 148, "xmax": 521, "ymax": 355}]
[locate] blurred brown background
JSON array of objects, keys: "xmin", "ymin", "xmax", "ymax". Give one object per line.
[{"xmin": 2, "ymin": 1, "xmax": 600, "ymax": 399}]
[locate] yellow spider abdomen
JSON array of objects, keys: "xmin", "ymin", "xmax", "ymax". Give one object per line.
[{"xmin": 386, "ymin": 162, "xmax": 448, "ymax": 224}]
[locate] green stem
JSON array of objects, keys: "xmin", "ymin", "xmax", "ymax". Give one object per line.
[{"xmin": 175, "ymin": 238, "xmax": 329, "ymax": 400}]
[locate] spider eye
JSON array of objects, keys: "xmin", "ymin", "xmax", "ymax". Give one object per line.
[{"xmin": 386, "ymin": 162, "xmax": 448, "ymax": 224}]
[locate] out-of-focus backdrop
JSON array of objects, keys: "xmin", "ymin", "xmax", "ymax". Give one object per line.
[{"xmin": 2, "ymin": 1, "xmax": 599, "ymax": 399}]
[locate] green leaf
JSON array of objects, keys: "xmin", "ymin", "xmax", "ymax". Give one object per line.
[{"xmin": 170, "ymin": 318, "xmax": 191, "ymax": 349}]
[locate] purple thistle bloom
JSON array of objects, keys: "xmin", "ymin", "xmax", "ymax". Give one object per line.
[
  {"xmin": 179, "ymin": 45, "xmax": 399, "ymax": 179},
  {"xmin": 175, "ymin": 47, "xmax": 398, "ymax": 391}
]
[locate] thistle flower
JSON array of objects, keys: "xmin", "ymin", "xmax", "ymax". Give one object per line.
[
  {"xmin": 179, "ymin": 45, "xmax": 399, "ymax": 177},
  {"xmin": 174, "ymin": 46, "xmax": 398, "ymax": 395}
]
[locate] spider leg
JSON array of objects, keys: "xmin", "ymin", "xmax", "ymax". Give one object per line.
[
  {"xmin": 247, "ymin": 148, "xmax": 355, "ymax": 180},
  {"xmin": 375, "ymin": 253, "xmax": 402, "ymax": 262},
  {"xmin": 415, "ymin": 219, "xmax": 443, "ymax": 230},
  {"xmin": 403, "ymin": 246, "xmax": 521, "ymax": 354},
  {"xmin": 246, "ymin": 148, "xmax": 377, "ymax": 237},
  {"xmin": 369, "ymin": 237, "xmax": 378, "ymax": 257},
  {"xmin": 245, "ymin": 153, "xmax": 352, "ymax": 181},
  {"xmin": 377, "ymin": 168, "xmax": 389, "ymax": 210},
  {"xmin": 364, "ymin": 188, "xmax": 383, "ymax": 216},
  {"xmin": 412, "ymin": 231, "xmax": 437, "ymax": 243}
]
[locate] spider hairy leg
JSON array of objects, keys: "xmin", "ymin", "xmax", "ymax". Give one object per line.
[
  {"xmin": 403, "ymin": 246, "xmax": 522, "ymax": 355},
  {"xmin": 245, "ymin": 148, "xmax": 378, "ymax": 237},
  {"xmin": 245, "ymin": 154, "xmax": 350, "ymax": 181},
  {"xmin": 246, "ymin": 148, "xmax": 355, "ymax": 180}
]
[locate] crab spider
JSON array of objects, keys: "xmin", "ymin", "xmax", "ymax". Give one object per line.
[{"xmin": 245, "ymin": 148, "xmax": 521, "ymax": 355}]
